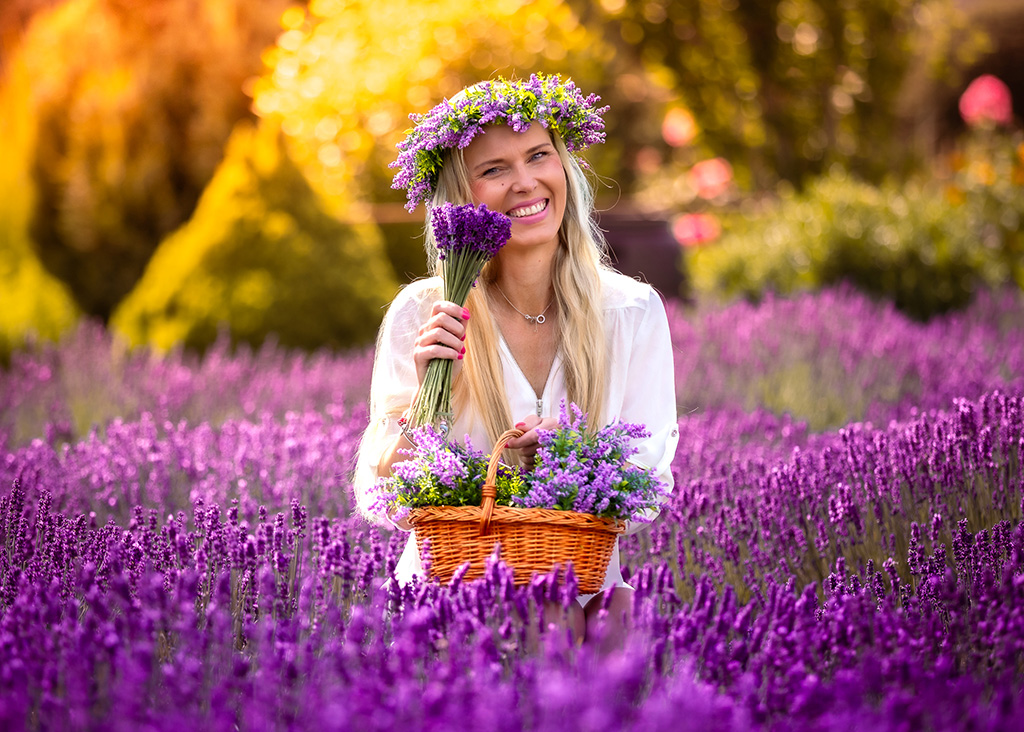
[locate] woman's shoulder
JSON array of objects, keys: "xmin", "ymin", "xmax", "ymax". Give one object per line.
[
  {"xmin": 396, "ymin": 276, "xmax": 444, "ymax": 300},
  {"xmin": 386, "ymin": 276, "xmax": 444, "ymax": 314},
  {"xmin": 599, "ymin": 268, "xmax": 660, "ymax": 313},
  {"xmin": 378, "ymin": 278, "xmax": 443, "ymax": 337}
]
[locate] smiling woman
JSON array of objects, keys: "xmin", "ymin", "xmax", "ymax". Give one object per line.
[{"xmin": 354, "ymin": 74, "xmax": 679, "ymax": 651}]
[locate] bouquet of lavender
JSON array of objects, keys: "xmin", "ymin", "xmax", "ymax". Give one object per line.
[
  {"xmin": 515, "ymin": 401, "xmax": 669, "ymax": 522},
  {"xmin": 408, "ymin": 202, "xmax": 512, "ymax": 429}
]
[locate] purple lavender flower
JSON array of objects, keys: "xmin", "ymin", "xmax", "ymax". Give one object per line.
[
  {"xmin": 430, "ymin": 202, "xmax": 512, "ymax": 260},
  {"xmin": 3, "ymin": 288, "xmax": 1024, "ymax": 730},
  {"xmin": 513, "ymin": 400, "xmax": 669, "ymax": 521},
  {"xmin": 369, "ymin": 425, "xmax": 497, "ymax": 520}
]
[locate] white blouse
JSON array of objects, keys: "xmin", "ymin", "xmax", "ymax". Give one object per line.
[{"xmin": 353, "ymin": 269, "xmax": 680, "ymax": 598}]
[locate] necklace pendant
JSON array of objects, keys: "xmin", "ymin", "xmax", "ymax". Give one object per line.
[{"xmin": 495, "ymin": 283, "xmax": 551, "ymax": 326}]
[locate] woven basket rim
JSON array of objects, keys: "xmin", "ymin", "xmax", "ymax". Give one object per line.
[{"xmin": 408, "ymin": 504, "xmax": 626, "ymax": 532}]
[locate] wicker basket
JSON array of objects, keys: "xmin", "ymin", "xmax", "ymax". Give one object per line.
[{"xmin": 407, "ymin": 428, "xmax": 625, "ymax": 593}]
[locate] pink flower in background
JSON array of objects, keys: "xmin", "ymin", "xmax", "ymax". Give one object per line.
[
  {"xmin": 634, "ymin": 146, "xmax": 663, "ymax": 175},
  {"xmin": 662, "ymin": 107, "xmax": 697, "ymax": 147},
  {"xmin": 689, "ymin": 157, "xmax": 733, "ymax": 199},
  {"xmin": 672, "ymin": 212, "xmax": 721, "ymax": 247},
  {"xmin": 959, "ymin": 75, "xmax": 1013, "ymax": 129}
]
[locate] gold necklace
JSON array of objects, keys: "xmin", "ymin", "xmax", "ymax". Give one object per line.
[{"xmin": 494, "ymin": 284, "xmax": 553, "ymax": 325}]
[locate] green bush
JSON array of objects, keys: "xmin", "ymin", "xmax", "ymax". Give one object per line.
[
  {"xmin": 950, "ymin": 130, "xmax": 1024, "ymax": 293},
  {"xmin": 687, "ymin": 170, "xmax": 1020, "ymax": 319},
  {"xmin": 111, "ymin": 121, "xmax": 398, "ymax": 353}
]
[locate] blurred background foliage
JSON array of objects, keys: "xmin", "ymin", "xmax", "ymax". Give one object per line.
[
  {"xmin": 250, "ymin": 0, "xmax": 628, "ymax": 207},
  {"xmin": 4, "ymin": 0, "xmax": 292, "ymax": 322},
  {"xmin": 110, "ymin": 120, "xmax": 397, "ymax": 354},
  {"xmin": 0, "ymin": 0, "xmax": 1022, "ymax": 362},
  {"xmin": 688, "ymin": 166, "xmax": 1020, "ymax": 319},
  {"xmin": 0, "ymin": 46, "xmax": 81, "ymax": 364},
  {"xmin": 568, "ymin": 0, "xmax": 986, "ymax": 190}
]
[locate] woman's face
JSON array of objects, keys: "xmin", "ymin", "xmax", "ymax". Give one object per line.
[{"xmin": 462, "ymin": 121, "xmax": 567, "ymax": 254}]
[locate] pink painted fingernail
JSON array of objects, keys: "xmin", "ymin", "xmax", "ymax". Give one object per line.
[
  {"xmin": 457, "ymin": 353, "xmax": 464, "ymax": 360},
  {"xmin": 460, "ymin": 346, "xmax": 466, "ymax": 355},
  {"xmin": 462, "ymin": 308, "xmax": 471, "ymax": 320},
  {"xmin": 515, "ymin": 422, "xmax": 526, "ymax": 429}
]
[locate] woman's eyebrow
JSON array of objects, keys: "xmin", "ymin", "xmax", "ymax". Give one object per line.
[
  {"xmin": 472, "ymin": 143, "xmax": 554, "ymax": 172},
  {"xmin": 471, "ymin": 156, "xmax": 506, "ymax": 171},
  {"xmin": 524, "ymin": 143, "xmax": 554, "ymax": 156}
]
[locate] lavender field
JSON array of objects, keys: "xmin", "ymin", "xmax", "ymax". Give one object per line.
[{"xmin": 2, "ymin": 286, "xmax": 1024, "ymax": 730}]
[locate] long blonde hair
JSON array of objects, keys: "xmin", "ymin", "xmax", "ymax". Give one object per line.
[{"xmin": 424, "ymin": 130, "xmax": 610, "ymax": 450}]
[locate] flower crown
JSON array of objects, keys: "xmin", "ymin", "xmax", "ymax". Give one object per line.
[{"xmin": 390, "ymin": 73, "xmax": 608, "ymax": 211}]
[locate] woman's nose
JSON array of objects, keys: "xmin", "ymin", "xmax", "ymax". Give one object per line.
[{"xmin": 510, "ymin": 164, "xmax": 537, "ymax": 193}]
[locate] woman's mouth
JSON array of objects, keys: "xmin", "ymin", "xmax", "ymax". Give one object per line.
[{"xmin": 508, "ymin": 200, "xmax": 548, "ymax": 218}]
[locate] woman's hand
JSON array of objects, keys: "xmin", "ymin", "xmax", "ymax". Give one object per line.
[
  {"xmin": 413, "ymin": 301, "xmax": 470, "ymax": 386},
  {"xmin": 387, "ymin": 507, "xmax": 413, "ymax": 532},
  {"xmin": 505, "ymin": 414, "xmax": 560, "ymax": 467}
]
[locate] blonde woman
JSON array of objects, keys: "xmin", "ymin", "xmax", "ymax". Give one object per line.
[{"xmin": 354, "ymin": 74, "xmax": 679, "ymax": 649}]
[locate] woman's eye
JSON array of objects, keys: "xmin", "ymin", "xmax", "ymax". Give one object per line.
[
  {"xmin": 482, "ymin": 167, "xmax": 500, "ymax": 177},
  {"xmin": 531, "ymin": 151, "xmax": 548, "ymax": 162}
]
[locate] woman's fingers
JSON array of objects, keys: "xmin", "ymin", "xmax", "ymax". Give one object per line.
[
  {"xmin": 416, "ymin": 324, "xmax": 463, "ymax": 355},
  {"xmin": 432, "ymin": 301, "xmax": 469, "ymax": 340},
  {"xmin": 516, "ymin": 414, "xmax": 544, "ymax": 432},
  {"xmin": 506, "ymin": 416, "xmax": 560, "ymax": 462},
  {"xmin": 416, "ymin": 302, "xmax": 468, "ymax": 354},
  {"xmin": 511, "ymin": 415, "xmax": 558, "ymax": 439},
  {"xmin": 413, "ymin": 301, "xmax": 469, "ymax": 384}
]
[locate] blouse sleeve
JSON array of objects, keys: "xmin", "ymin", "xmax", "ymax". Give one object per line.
[
  {"xmin": 352, "ymin": 281, "xmax": 439, "ymax": 525},
  {"xmin": 618, "ymin": 287, "xmax": 679, "ymax": 534}
]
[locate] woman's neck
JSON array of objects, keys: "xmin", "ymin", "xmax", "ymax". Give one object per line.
[{"xmin": 492, "ymin": 247, "xmax": 556, "ymax": 313}]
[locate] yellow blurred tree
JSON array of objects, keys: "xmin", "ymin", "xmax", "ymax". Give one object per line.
[
  {"xmin": 251, "ymin": 0, "xmax": 661, "ymax": 212},
  {"xmin": 0, "ymin": 47, "xmax": 79, "ymax": 362},
  {"xmin": 111, "ymin": 120, "xmax": 397, "ymax": 353},
  {"xmin": 12, "ymin": 0, "xmax": 294, "ymax": 321},
  {"xmin": 0, "ymin": 0, "xmax": 61, "ymax": 74}
]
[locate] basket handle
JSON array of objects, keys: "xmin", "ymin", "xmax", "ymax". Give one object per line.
[{"xmin": 479, "ymin": 427, "xmax": 523, "ymax": 536}]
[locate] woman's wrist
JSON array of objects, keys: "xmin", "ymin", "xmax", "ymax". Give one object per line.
[
  {"xmin": 397, "ymin": 411, "xmax": 416, "ymax": 446},
  {"xmin": 377, "ymin": 409, "xmax": 417, "ymax": 478}
]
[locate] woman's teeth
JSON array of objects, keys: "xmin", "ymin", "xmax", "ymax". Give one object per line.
[{"xmin": 509, "ymin": 200, "xmax": 546, "ymax": 218}]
